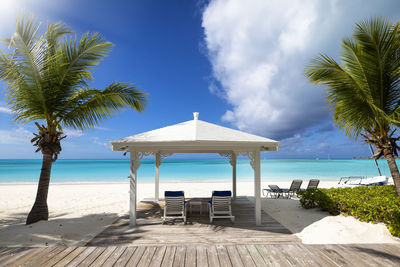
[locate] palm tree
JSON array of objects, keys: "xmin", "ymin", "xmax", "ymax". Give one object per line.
[
  {"xmin": 0, "ymin": 15, "xmax": 147, "ymax": 224},
  {"xmin": 305, "ymin": 17, "xmax": 400, "ymax": 196}
]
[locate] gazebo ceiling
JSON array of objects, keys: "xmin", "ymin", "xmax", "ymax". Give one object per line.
[{"xmin": 110, "ymin": 112, "xmax": 280, "ymax": 152}]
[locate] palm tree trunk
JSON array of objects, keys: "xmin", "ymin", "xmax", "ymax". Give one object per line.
[
  {"xmin": 26, "ymin": 153, "xmax": 53, "ymax": 224},
  {"xmin": 384, "ymin": 151, "xmax": 400, "ymax": 196}
]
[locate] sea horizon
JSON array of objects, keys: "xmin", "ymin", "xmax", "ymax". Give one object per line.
[{"xmin": 0, "ymin": 158, "xmax": 394, "ymax": 183}]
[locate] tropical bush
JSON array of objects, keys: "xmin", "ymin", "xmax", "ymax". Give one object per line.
[{"xmin": 298, "ymin": 186, "xmax": 400, "ymax": 237}]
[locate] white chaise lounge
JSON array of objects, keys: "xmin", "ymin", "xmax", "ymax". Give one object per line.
[
  {"xmin": 163, "ymin": 191, "xmax": 187, "ymax": 224},
  {"xmin": 208, "ymin": 190, "xmax": 235, "ymax": 223}
]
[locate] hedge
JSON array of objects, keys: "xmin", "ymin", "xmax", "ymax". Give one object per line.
[{"xmin": 297, "ymin": 185, "xmax": 400, "ymax": 237}]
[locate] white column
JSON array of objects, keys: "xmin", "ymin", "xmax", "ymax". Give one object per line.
[
  {"xmin": 129, "ymin": 151, "xmax": 139, "ymax": 227},
  {"xmin": 155, "ymin": 152, "xmax": 160, "ymax": 201},
  {"xmin": 232, "ymin": 153, "xmax": 237, "ymax": 200},
  {"xmin": 254, "ymin": 149, "xmax": 261, "ymax": 225}
]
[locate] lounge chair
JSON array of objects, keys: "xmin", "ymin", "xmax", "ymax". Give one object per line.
[
  {"xmin": 163, "ymin": 191, "xmax": 187, "ymax": 224},
  {"xmin": 282, "ymin": 180, "xmax": 303, "ymax": 198},
  {"xmin": 208, "ymin": 191, "xmax": 235, "ymax": 223},
  {"xmin": 263, "ymin": 185, "xmax": 284, "ymax": 198},
  {"xmin": 306, "ymin": 179, "xmax": 320, "ymax": 189}
]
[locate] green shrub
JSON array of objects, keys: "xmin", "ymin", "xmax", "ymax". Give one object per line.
[{"xmin": 297, "ymin": 185, "xmax": 400, "ymax": 237}]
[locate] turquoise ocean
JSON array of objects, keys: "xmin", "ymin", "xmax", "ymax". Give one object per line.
[{"xmin": 0, "ymin": 159, "xmax": 395, "ymax": 183}]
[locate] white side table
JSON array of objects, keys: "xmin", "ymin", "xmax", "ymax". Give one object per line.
[{"xmin": 189, "ymin": 200, "xmax": 202, "ymax": 215}]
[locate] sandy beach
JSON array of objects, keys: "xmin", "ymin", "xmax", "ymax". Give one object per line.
[{"xmin": 0, "ymin": 180, "xmax": 399, "ymax": 247}]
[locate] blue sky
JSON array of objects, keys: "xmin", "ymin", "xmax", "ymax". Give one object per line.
[{"xmin": 0, "ymin": 0, "xmax": 399, "ymax": 159}]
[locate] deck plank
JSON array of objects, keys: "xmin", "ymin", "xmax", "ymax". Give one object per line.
[
  {"xmin": 185, "ymin": 246, "xmax": 196, "ymax": 267},
  {"xmin": 126, "ymin": 245, "xmax": 146, "ymax": 266},
  {"xmin": 137, "ymin": 246, "xmax": 157, "ymax": 267},
  {"xmin": 78, "ymin": 247, "xmax": 106, "ymax": 266},
  {"xmin": 6, "ymin": 247, "xmax": 49, "ymax": 267},
  {"xmin": 236, "ymin": 245, "xmax": 256, "ymax": 267},
  {"xmin": 2, "ymin": 243, "xmax": 400, "ymax": 266},
  {"xmin": 173, "ymin": 246, "xmax": 186, "ymax": 267},
  {"xmin": 207, "ymin": 245, "xmax": 220, "ymax": 267},
  {"xmin": 54, "ymin": 247, "xmax": 86, "ymax": 267},
  {"xmin": 196, "ymin": 246, "xmax": 208, "ymax": 267},
  {"xmin": 225, "ymin": 245, "xmax": 244, "ymax": 267},
  {"xmin": 0, "ymin": 248, "xmax": 37, "ymax": 266},
  {"xmin": 216, "ymin": 245, "xmax": 232, "ymax": 267},
  {"xmin": 161, "ymin": 246, "xmax": 176, "ymax": 267},
  {"xmin": 113, "ymin": 246, "xmax": 137, "ymax": 267},
  {"xmin": 149, "ymin": 246, "xmax": 167, "ymax": 267},
  {"xmin": 101, "ymin": 246, "xmax": 126, "ymax": 267},
  {"xmin": 42, "ymin": 247, "xmax": 77, "ymax": 267},
  {"xmin": 254, "ymin": 245, "xmax": 280, "ymax": 267},
  {"xmin": 317, "ymin": 245, "xmax": 352, "ymax": 266},
  {"xmin": 66, "ymin": 246, "xmax": 97, "ymax": 267},
  {"xmin": 246, "ymin": 245, "xmax": 266, "ymax": 267}
]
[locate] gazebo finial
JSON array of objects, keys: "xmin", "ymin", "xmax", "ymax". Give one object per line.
[{"xmin": 193, "ymin": 112, "xmax": 199, "ymax": 120}]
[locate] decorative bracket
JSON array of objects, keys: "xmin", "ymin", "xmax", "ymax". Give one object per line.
[
  {"xmin": 132, "ymin": 151, "xmax": 152, "ymax": 170},
  {"xmin": 154, "ymin": 152, "xmax": 173, "ymax": 167},
  {"xmin": 238, "ymin": 151, "xmax": 255, "ymax": 170},
  {"xmin": 219, "ymin": 152, "xmax": 236, "ymax": 166}
]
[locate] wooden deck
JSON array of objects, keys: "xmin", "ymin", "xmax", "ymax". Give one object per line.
[
  {"xmin": 1, "ymin": 244, "xmax": 400, "ymax": 266},
  {"xmin": 2, "ymin": 197, "xmax": 399, "ymax": 266},
  {"xmin": 87, "ymin": 197, "xmax": 300, "ymax": 246}
]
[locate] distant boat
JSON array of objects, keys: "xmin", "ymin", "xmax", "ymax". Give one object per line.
[{"xmin": 338, "ymin": 176, "xmax": 388, "ymax": 187}]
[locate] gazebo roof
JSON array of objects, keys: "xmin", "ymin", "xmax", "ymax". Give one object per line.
[{"xmin": 110, "ymin": 112, "xmax": 280, "ymax": 152}]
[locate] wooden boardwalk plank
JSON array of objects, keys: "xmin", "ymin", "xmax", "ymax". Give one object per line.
[
  {"xmin": 149, "ymin": 246, "xmax": 167, "ymax": 267},
  {"xmin": 367, "ymin": 244, "xmax": 400, "ymax": 265},
  {"xmin": 54, "ymin": 247, "xmax": 86, "ymax": 267},
  {"xmin": 173, "ymin": 246, "xmax": 186, "ymax": 267},
  {"xmin": 161, "ymin": 246, "xmax": 176, "ymax": 267},
  {"xmin": 137, "ymin": 246, "xmax": 157, "ymax": 267},
  {"xmin": 246, "ymin": 245, "xmax": 266, "ymax": 267},
  {"xmin": 254, "ymin": 245, "xmax": 281, "ymax": 267},
  {"xmin": 216, "ymin": 245, "xmax": 232, "ymax": 267},
  {"xmin": 302, "ymin": 245, "xmax": 340, "ymax": 267},
  {"xmin": 236, "ymin": 245, "xmax": 256, "ymax": 267},
  {"xmin": 0, "ymin": 247, "xmax": 23, "ymax": 261},
  {"xmin": 102, "ymin": 246, "xmax": 126, "ymax": 267},
  {"xmin": 207, "ymin": 245, "xmax": 220, "ymax": 267},
  {"xmin": 225, "ymin": 245, "xmax": 244, "ymax": 267},
  {"xmin": 25, "ymin": 247, "xmax": 64, "ymax": 266},
  {"xmin": 90, "ymin": 246, "xmax": 117, "ymax": 266},
  {"xmin": 2, "ymin": 243, "xmax": 400, "ymax": 267},
  {"xmin": 196, "ymin": 246, "xmax": 208, "ymax": 267},
  {"xmin": 317, "ymin": 245, "xmax": 352, "ymax": 266},
  {"xmin": 113, "ymin": 246, "xmax": 137, "ymax": 267},
  {"xmin": 66, "ymin": 246, "xmax": 97, "ymax": 267},
  {"xmin": 8, "ymin": 247, "xmax": 51, "ymax": 267},
  {"xmin": 126, "ymin": 246, "xmax": 146, "ymax": 266},
  {"xmin": 79, "ymin": 247, "xmax": 106, "ymax": 266},
  {"xmin": 185, "ymin": 246, "xmax": 196, "ymax": 267},
  {"xmin": 0, "ymin": 248, "xmax": 36, "ymax": 266},
  {"xmin": 42, "ymin": 247, "xmax": 77, "ymax": 267}
]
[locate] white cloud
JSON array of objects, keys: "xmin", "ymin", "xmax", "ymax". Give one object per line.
[
  {"xmin": 202, "ymin": 0, "xmax": 400, "ymax": 140},
  {"xmin": 0, "ymin": 106, "xmax": 12, "ymax": 114},
  {"xmin": 63, "ymin": 128, "xmax": 84, "ymax": 137},
  {"xmin": 92, "ymin": 137, "xmax": 108, "ymax": 147},
  {"xmin": 0, "ymin": 127, "xmax": 32, "ymax": 144}
]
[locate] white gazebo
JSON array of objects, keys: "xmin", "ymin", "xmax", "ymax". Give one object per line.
[{"xmin": 110, "ymin": 112, "xmax": 280, "ymax": 226}]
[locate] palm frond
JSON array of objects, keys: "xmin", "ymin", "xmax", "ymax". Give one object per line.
[
  {"xmin": 59, "ymin": 82, "xmax": 146, "ymax": 130},
  {"xmin": 305, "ymin": 16, "xmax": 400, "ymax": 139}
]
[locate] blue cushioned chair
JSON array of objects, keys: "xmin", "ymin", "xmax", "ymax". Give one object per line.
[
  {"xmin": 163, "ymin": 191, "xmax": 187, "ymax": 224},
  {"xmin": 208, "ymin": 190, "xmax": 234, "ymax": 223}
]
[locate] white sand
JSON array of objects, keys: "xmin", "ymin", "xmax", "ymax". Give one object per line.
[
  {"xmin": 261, "ymin": 198, "xmax": 400, "ymax": 244},
  {"xmin": 0, "ymin": 180, "xmax": 398, "ymax": 246}
]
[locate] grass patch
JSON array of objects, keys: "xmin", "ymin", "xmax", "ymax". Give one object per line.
[{"xmin": 297, "ymin": 185, "xmax": 400, "ymax": 237}]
